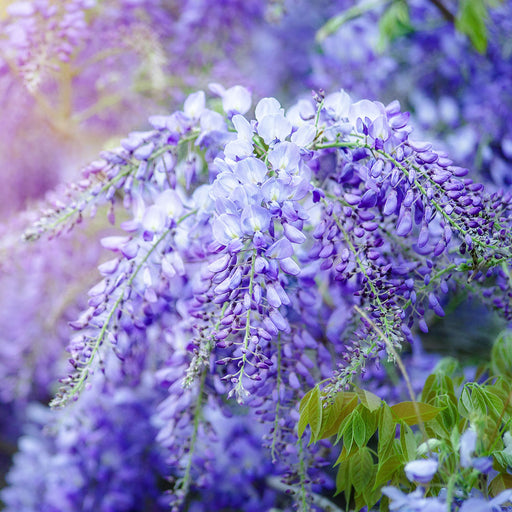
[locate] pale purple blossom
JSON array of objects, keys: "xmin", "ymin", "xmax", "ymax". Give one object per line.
[{"xmin": 404, "ymin": 459, "xmax": 438, "ymax": 484}]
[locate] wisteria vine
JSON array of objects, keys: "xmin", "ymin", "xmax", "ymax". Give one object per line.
[{"xmin": 9, "ymin": 84, "xmax": 512, "ymax": 511}]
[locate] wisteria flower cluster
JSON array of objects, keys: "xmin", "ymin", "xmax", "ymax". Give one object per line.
[
  {"xmin": 314, "ymin": 0, "xmax": 512, "ymax": 190},
  {"xmin": 3, "ymin": 82, "xmax": 510, "ymax": 512}
]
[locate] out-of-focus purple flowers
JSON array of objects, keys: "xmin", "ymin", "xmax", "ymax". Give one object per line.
[
  {"xmin": 404, "ymin": 459, "xmax": 438, "ymax": 484},
  {"xmin": 1, "ymin": 384, "xmax": 169, "ymax": 512},
  {"xmin": 382, "ymin": 487, "xmax": 512, "ymax": 512},
  {"xmin": 383, "ymin": 486, "xmax": 512, "ymax": 512},
  {"xmin": 382, "ymin": 486, "xmax": 445, "ymax": 512},
  {"xmin": 460, "ymin": 429, "xmax": 493, "ymax": 474}
]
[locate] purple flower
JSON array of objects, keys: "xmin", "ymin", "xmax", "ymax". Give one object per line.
[
  {"xmin": 210, "ymin": 83, "xmax": 252, "ymax": 116},
  {"xmin": 460, "ymin": 429, "xmax": 478, "ymax": 468},
  {"xmin": 404, "ymin": 459, "xmax": 438, "ymax": 484},
  {"xmin": 241, "ymin": 205, "xmax": 271, "ymax": 235},
  {"xmin": 382, "ymin": 486, "xmax": 445, "ymax": 512},
  {"xmin": 459, "ymin": 428, "xmax": 493, "ymax": 473},
  {"xmin": 212, "ymin": 214, "xmax": 243, "ymax": 246},
  {"xmin": 459, "ymin": 491, "xmax": 512, "ymax": 512}
]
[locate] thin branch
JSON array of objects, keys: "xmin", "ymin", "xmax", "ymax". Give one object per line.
[
  {"xmin": 354, "ymin": 305, "xmax": 429, "ymax": 443},
  {"xmin": 428, "ymin": 0, "xmax": 455, "ymax": 24}
]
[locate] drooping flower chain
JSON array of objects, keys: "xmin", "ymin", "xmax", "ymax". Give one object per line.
[{"xmin": 28, "ymin": 86, "xmax": 512, "ymax": 507}]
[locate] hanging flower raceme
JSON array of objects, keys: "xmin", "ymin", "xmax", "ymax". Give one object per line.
[{"xmin": 17, "ymin": 86, "xmax": 512, "ymax": 510}]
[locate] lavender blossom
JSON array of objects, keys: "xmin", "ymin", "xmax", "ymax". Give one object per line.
[{"xmin": 404, "ymin": 459, "xmax": 438, "ymax": 484}]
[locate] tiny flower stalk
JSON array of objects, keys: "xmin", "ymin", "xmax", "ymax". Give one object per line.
[
  {"xmin": 270, "ymin": 333, "xmax": 284, "ymax": 464},
  {"xmin": 178, "ymin": 365, "xmax": 207, "ymax": 508},
  {"xmin": 233, "ymin": 250, "xmax": 257, "ymax": 404},
  {"xmin": 297, "ymin": 437, "xmax": 309, "ymax": 512},
  {"xmin": 51, "ymin": 225, "xmax": 173, "ymax": 407}
]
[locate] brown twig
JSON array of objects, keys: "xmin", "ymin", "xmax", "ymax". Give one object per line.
[{"xmin": 428, "ymin": 0, "xmax": 456, "ymax": 24}]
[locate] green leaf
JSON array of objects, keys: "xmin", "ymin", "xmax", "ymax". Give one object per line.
[
  {"xmin": 353, "ymin": 409, "xmax": 367, "ymax": 448},
  {"xmin": 455, "ymin": 0, "xmax": 488, "ymax": 53},
  {"xmin": 335, "ymin": 458, "xmax": 350, "ymax": 497},
  {"xmin": 494, "ymin": 452, "xmax": 512, "ymax": 470},
  {"xmin": 363, "ymin": 481, "xmax": 383, "ymax": 512},
  {"xmin": 478, "ymin": 387, "xmax": 503, "ymax": 421},
  {"xmin": 459, "ymin": 386, "xmax": 472, "ymax": 417},
  {"xmin": 298, "ymin": 390, "xmax": 313, "ymax": 438},
  {"xmin": 320, "ymin": 391, "xmax": 358, "ymax": 439},
  {"xmin": 432, "ymin": 357, "xmax": 460, "ymax": 377},
  {"xmin": 373, "ymin": 454, "xmax": 402, "ymax": 489},
  {"xmin": 472, "ymin": 387, "xmax": 489, "ymax": 415},
  {"xmin": 297, "ymin": 385, "xmax": 322, "ymax": 441},
  {"xmin": 335, "ymin": 397, "xmax": 359, "ymax": 444},
  {"xmin": 400, "ymin": 423, "xmax": 417, "ymax": 462},
  {"xmin": 428, "ymin": 392, "xmax": 458, "ymax": 435},
  {"xmin": 422, "ymin": 373, "xmax": 456, "ymax": 405},
  {"xmin": 378, "ymin": 405, "xmax": 396, "ymax": 458},
  {"xmin": 307, "ymin": 386, "xmax": 322, "ymax": 443},
  {"xmin": 450, "ymin": 426, "xmax": 460, "ymax": 453},
  {"xmin": 390, "ymin": 401, "xmax": 444, "ymax": 426},
  {"xmin": 487, "ymin": 379, "xmax": 512, "ymax": 423},
  {"xmin": 355, "ymin": 387, "xmax": 382, "ymax": 412},
  {"xmin": 378, "ymin": 0, "xmax": 413, "ymax": 51},
  {"xmin": 336, "ymin": 457, "xmax": 356, "ymax": 506},
  {"xmin": 421, "ymin": 374, "xmax": 437, "ymax": 403},
  {"xmin": 335, "ymin": 445, "xmax": 349, "ymax": 466},
  {"xmin": 350, "ymin": 447, "xmax": 375, "ymax": 493},
  {"xmin": 491, "ymin": 330, "xmax": 512, "ymax": 378},
  {"xmin": 489, "ymin": 473, "xmax": 512, "ymax": 497},
  {"xmin": 360, "ymin": 405, "xmax": 379, "ymax": 444},
  {"xmin": 459, "ymin": 383, "xmax": 497, "ymax": 419},
  {"xmin": 316, "ymin": 0, "xmax": 385, "ymax": 43},
  {"xmin": 299, "ymin": 387, "xmax": 315, "ymax": 413},
  {"xmin": 341, "ymin": 411, "xmax": 356, "ymax": 453},
  {"xmin": 417, "ymin": 438, "xmax": 444, "ymax": 456}
]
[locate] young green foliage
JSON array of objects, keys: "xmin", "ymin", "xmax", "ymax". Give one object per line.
[
  {"xmin": 455, "ymin": 0, "xmax": 490, "ymax": 53},
  {"xmin": 298, "ymin": 330, "xmax": 512, "ymax": 511}
]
